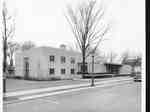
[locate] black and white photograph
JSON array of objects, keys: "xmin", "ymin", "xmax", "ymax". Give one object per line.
[{"xmin": 1, "ymin": 0, "xmax": 145, "ymax": 112}]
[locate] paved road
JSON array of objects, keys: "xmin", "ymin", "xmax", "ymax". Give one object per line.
[{"xmin": 3, "ymin": 82, "xmax": 141, "ymax": 112}]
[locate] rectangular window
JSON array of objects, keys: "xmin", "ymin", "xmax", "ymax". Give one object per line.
[
  {"xmin": 49, "ymin": 68, "xmax": 55, "ymax": 75},
  {"xmin": 71, "ymin": 69, "xmax": 75, "ymax": 74},
  {"xmin": 49, "ymin": 55, "xmax": 55, "ymax": 62},
  {"xmin": 61, "ymin": 56, "xmax": 66, "ymax": 63},
  {"xmin": 70, "ymin": 57, "xmax": 75, "ymax": 64},
  {"xmin": 61, "ymin": 69, "xmax": 66, "ymax": 74}
]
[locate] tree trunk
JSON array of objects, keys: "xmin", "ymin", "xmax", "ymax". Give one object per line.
[
  {"xmin": 3, "ymin": 39, "xmax": 7, "ymax": 93},
  {"xmin": 3, "ymin": 40, "xmax": 7, "ymax": 73},
  {"xmin": 82, "ymin": 48, "xmax": 86, "ymax": 78}
]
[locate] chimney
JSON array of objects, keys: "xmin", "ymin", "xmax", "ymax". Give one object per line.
[{"xmin": 60, "ymin": 44, "xmax": 66, "ymax": 50}]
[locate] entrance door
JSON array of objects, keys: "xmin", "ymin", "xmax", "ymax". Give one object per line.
[{"xmin": 24, "ymin": 57, "xmax": 29, "ymax": 79}]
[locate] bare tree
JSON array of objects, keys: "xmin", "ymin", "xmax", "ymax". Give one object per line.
[
  {"xmin": 65, "ymin": 0, "xmax": 110, "ymax": 75},
  {"xmin": 94, "ymin": 50, "xmax": 107, "ymax": 63},
  {"xmin": 66, "ymin": 42, "xmax": 78, "ymax": 52},
  {"xmin": 7, "ymin": 41, "xmax": 20, "ymax": 67},
  {"xmin": 107, "ymin": 51, "xmax": 117, "ymax": 63},
  {"xmin": 2, "ymin": 2, "xmax": 15, "ymax": 92},
  {"xmin": 21, "ymin": 41, "xmax": 36, "ymax": 51},
  {"xmin": 121, "ymin": 51, "xmax": 130, "ymax": 64},
  {"xmin": 2, "ymin": 2, "xmax": 15, "ymax": 73},
  {"xmin": 121, "ymin": 50, "xmax": 142, "ymax": 64},
  {"xmin": 86, "ymin": 46, "xmax": 101, "ymax": 60}
]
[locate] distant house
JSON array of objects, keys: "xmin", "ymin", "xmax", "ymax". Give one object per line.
[
  {"xmin": 122, "ymin": 58, "xmax": 142, "ymax": 74},
  {"xmin": 119, "ymin": 64, "xmax": 132, "ymax": 75}
]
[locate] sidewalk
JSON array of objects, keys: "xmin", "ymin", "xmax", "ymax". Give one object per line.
[
  {"xmin": 6, "ymin": 76, "xmax": 131, "ymax": 92},
  {"xmin": 4, "ymin": 76, "xmax": 133, "ymax": 97}
]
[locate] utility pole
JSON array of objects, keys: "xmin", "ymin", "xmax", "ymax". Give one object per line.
[
  {"xmin": 3, "ymin": 76, "xmax": 6, "ymax": 93},
  {"xmin": 91, "ymin": 53, "xmax": 95, "ymax": 86}
]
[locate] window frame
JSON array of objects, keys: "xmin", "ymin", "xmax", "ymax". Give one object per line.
[
  {"xmin": 49, "ymin": 68, "xmax": 55, "ymax": 75},
  {"xmin": 70, "ymin": 68, "xmax": 75, "ymax": 74},
  {"xmin": 61, "ymin": 56, "xmax": 66, "ymax": 64},
  {"xmin": 70, "ymin": 57, "xmax": 75, "ymax": 64},
  {"xmin": 61, "ymin": 68, "xmax": 66, "ymax": 74},
  {"xmin": 49, "ymin": 55, "xmax": 55, "ymax": 62}
]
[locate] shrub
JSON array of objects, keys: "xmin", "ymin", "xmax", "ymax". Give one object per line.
[{"xmin": 23, "ymin": 76, "xmax": 61, "ymax": 81}]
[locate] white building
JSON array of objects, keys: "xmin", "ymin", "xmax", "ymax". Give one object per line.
[{"xmin": 15, "ymin": 46, "xmax": 84, "ymax": 80}]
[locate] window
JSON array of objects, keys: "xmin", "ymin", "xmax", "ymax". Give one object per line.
[
  {"xmin": 61, "ymin": 69, "xmax": 66, "ymax": 74},
  {"xmin": 71, "ymin": 69, "xmax": 75, "ymax": 74},
  {"xmin": 70, "ymin": 57, "xmax": 75, "ymax": 64},
  {"xmin": 61, "ymin": 56, "xmax": 66, "ymax": 63},
  {"xmin": 49, "ymin": 68, "xmax": 55, "ymax": 74},
  {"xmin": 49, "ymin": 55, "xmax": 55, "ymax": 62}
]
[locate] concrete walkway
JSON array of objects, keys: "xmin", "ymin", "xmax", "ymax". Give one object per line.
[
  {"xmin": 6, "ymin": 76, "xmax": 130, "ymax": 92},
  {"xmin": 4, "ymin": 77, "xmax": 133, "ymax": 104}
]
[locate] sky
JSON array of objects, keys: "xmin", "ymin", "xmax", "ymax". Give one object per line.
[{"xmin": 5, "ymin": 0, "xmax": 145, "ymax": 56}]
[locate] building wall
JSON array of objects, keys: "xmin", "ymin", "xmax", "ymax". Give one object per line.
[
  {"xmin": 15, "ymin": 47, "xmax": 83, "ymax": 79},
  {"xmin": 15, "ymin": 52, "xmax": 24, "ymax": 77},
  {"xmin": 41, "ymin": 47, "xmax": 82, "ymax": 79},
  {"xmin": 88, "ymin": 62, "xmax": 106, "ymax": 73},
  {"xmin": 15, "ymin": 48, "xmax": 44, "ymax": 79}
]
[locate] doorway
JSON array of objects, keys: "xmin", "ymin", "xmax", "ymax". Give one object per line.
[{"xmin": 24, "ymin": 57, "xmax": 29, "ymax": 79}]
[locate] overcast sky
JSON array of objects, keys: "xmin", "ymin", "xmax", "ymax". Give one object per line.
[{"xmin": 5, "ymin": 0, "xmax": 145, "ymax": 56}]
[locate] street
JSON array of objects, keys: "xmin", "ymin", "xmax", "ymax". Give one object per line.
[{"xmin": 3, "ymin": 82, "xmax": 141, "ymax": 112}]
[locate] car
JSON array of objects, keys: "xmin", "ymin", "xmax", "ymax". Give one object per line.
[{"xmin": 134, "ymin": 74, "xmax": 141, "ymax": 82}]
